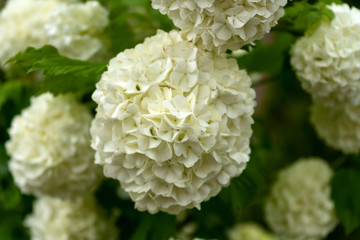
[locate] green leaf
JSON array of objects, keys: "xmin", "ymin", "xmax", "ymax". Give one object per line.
[
  {"xmin": 130, "ymin": 213, "xmax": 175, "ymax": 240},
  {"xmin": 220, "ymin": 156, "xmax": 265, "ymax": 210},
  {"xmin": 0, "ymin": 145, "xmax": 8, "ymax": 176},
  {"xmin": 0, "ymin": 184, "xmax": 21, "ymax": 211},
  {"xmin": 235, "ymin": 32, "xmax": 295, "ymax": 75},
  {"xmin": 279, "ymin": 0, "xmax": 340, "ymax": 35},
  {"xmin": 331, "ymin": 169, "xmax": 360, "ymax": 235},
  {"xmin": 0, "ymin": 81, "xmax": 23, "ymax": 111},
  {"xmin": 7, "ymin": 46, "xmax": 107, "ymax": 95}
]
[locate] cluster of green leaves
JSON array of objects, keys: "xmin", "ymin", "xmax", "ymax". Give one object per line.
[
  {"xmin": 1, "ymin": 0, "xmax": 360, "ymax": 240},
  {"xmin": 277, "ymin": 0, "xmax": 342, "ymax": 35}
]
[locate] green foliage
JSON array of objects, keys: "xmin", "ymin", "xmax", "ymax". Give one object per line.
[
  {"xmin": 332, "ymin": 169, "xmax": 360, "ymax": 235},
  {"xmin": 279, "ymin": 0, "xmax": 342, "ymax": 35},
  {"xmin": 220, "ymin": 156, "xmax": 266, "ymax": 211},
  {"xmin": 98, "ymin": 0, "xmax": 173, "ymax": 55},
  {"xmin": 236, "ymin": 32, "xmax": 295, "ymax": 75},
  {"xmin": 7, "ymin": 46, "xmax": 107, "ymax": 95},
  {"xmin": 130, "ymin": 213, "xmax": 175, "ymax": 240},
  {"xmin": 0, "ymin": 81, "xmax": 23, "ymax": 112}
]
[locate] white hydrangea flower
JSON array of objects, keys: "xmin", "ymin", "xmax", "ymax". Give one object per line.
[
  {"xmin": 25, "ymin": 196, "xmax": 118, "ymax": 240},
  {"xmin": 0, "ymin": 0, "xmax": 58, "ymax": 65},
  {"xmin": 228, "ymin": 222, "xmax": 277, "ymax": 240},
  {"xmin": 44, "ymin": 1, "xmax": 109, "ymax": 61},
  {"xmin": 291, "ymin": 3, "xmax": 360, "ymax": 106},
  {"xmin": 91, "ymin": 30, "xmax": 256, "ymax": 214},
  {"xmin": 265, "ymin": 158, "xmax": 338, "ymax": 240},
  {"xmin": 311, "ymin": 101, "xmax": 360, "ymax": 154},
  {"xmin": 0, "ymin": 0, "xmax": 108, "ymax": 66},
  {"xmin": 151, "ymin": 0, "xmax": 287, "ymax": 53},
  {"xmin": 6, "ymin": 93, "xmax": 103, "ymax": 199}
]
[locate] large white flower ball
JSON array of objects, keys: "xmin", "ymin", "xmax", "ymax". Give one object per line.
[
  {"xmin": 311, "ymin": 101, "xmax": 360, "ymax": 154},
  {"xmin": 265, "ymin": 158, "xmax": 338, "ymax": 240},
  {"xmin": 91, "ymin": 30, "xmax": 256, "ymax": 214},
  {"xmin": 44, "ymin": 0, "xmax": 109, "ymax": 61},
  {"xmin": 0, "ymin": 0, "xmax": 108, "ymax": 66},
  {"xmin": 25, "ymin": 196, "xmax": 118, "ymax": 240},
  {"xmin": 0, "ymin": 0, "xmax": 57, "ymax": 65},
  {"xmin": 6, "ymin": 93, "xmax": 103, "ymax": 199},
  {"xmin": 151, "ymin": 0, "xmax": 287, "ymax": 53},
  {"xmin": 291, "ymin": 3, "xmax": 360, "ymax": 106}
]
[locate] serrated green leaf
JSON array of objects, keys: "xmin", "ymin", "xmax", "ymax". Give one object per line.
[
  {"xmin": 331, "ymin": 169, "xmax": 360, "ymax": 235},
  {"xmin": 7, "ymin": 46, "xmax": 107, "ymax": 95},
  {"xmin": 5, "ymin": 45, "xmax": 58, "ymax": 69},
  {"xmin": 30, "ymin": 57, "xmax": 106, "ymax": 77}
]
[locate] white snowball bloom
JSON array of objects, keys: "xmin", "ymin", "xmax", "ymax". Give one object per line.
[
  {"xmin": 228, "ymin": 222, "xmax": 277, "ymax": 240},
  {"xmin": 151, "ymin": 0, "xmax": 287, "ymax": 53},
  {"xmin": 6, "ymin": 93, "xmax": 103, "ymax": 199},
  {"xmin": 0, "ymin": 0, "xmax": 108, "ymax": 66},
  {"xmin": 25, "ymin": 196, "xmax": 118, "ymax": 240},
  {"xmin": 91, "ymin": 30, "xmax": 256, "ymax": 214},
  {"xmin": 44, "ymin": 1, "xmax": 109, "ymax": 61},
  {"xmin": 265, "ymin": 158, "xmax": 338, "ymax": 240},
  {"xmin": 311, "ymin": 101, "xmax": 360, "ymax": 154},
  {"xmin": 291, "ymin": 3, "xmax": 360, "ymax": 106},
  {"xmin": 0, "ymin": 0, "xmax": 58, "ymax": 65}
]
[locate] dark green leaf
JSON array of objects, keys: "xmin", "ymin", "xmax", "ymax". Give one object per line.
[
  {"xmin": 130, "ymin": 213, "xmax": 175, "ymax": 240},
  {"xmin": 331, "ymin": 169, "xmax": 360, "ymax": 235},
  {"xmin": 279, "ymin": 0, "xmax": 340, "ymax": 34},
  {"xmin": 7, "ymin": 46, "xmax": 107, "ymax": 95},
  {"xmin": 236, "ymin": 32, "xmax": 295, "ymax": 75},
  {"xmin": 0, "ymin": 184, "xmax": 21, "ymax": 210},
  {"xmin": 220, "ymin": 156, "xmax": 265, "ymax": 210},
  {"xmin": 0, "ymin": 81, "xmax": 23, "ymax": 111},
  {"xmin": 0, "ymin": 145, "xmax": 8, "ymax": 176}
]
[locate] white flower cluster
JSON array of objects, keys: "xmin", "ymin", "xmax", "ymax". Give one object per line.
[
  {"xmin": 0, "ymin": 0, "xmax": 108, "ymax": 66},
  {"xmin": 91, "ymin": 30, "xmax": 256, "ymax": 214},
  {"xmin": 6, "ymin": 93, "xmax": 103, "ymax": 199},
  {"xmin": 228, "ymin": 222, "xmax": 277, "ymax": 240},
  {"xmin": 44, "ymin": 0, "xmax": 109, "ymax": 61},
  {"xmin": 265, "ymin": 158, "xmax": 338, "ymax": 240},
  {"xmin": 0, "ymin": 0, "xmax": 57, "ymax": 65},
  {"xmin": 311, "ymin": 102, "xmax": 360, "ymax": 154},
  {"xmin": 151, "ymin": 0, "xmax": 287, "ymax": 53},
  {"xmin": 25, "ymin": 196, "xmax": 118, "ymax": 240},
  {"xmin": 291, "ymin": 4, "xmax": 360, "ymax": 106}
]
